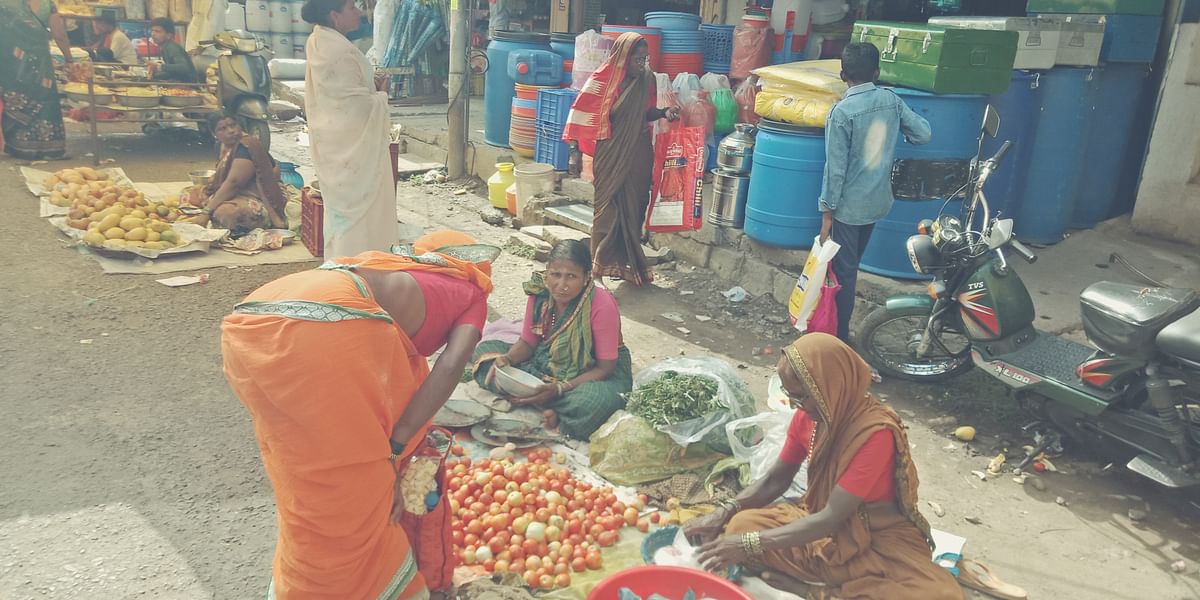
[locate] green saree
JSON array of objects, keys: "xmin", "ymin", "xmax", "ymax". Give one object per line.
[{"xmin": 473, "ymin": 273, "xmax": 633, "ymax": 440}]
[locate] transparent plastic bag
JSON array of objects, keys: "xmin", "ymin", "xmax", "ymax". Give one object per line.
[
  {"xmin": 572, "ymin": 30, "xmax": 613, "ymax": 90},
  {"xmin": 734, "ymin": 76, "xmax": 760, "ymax": 125},
  {"xmin": 725, "ymin": 375, "xmax": 808, "ymax": 499},
  {"xmin": 699, "ymin": 73, "xmax": 731, "ymax": 92},
  {"xmin": 632, "ymin": 358, "xmax": 756, "ymax": 451},
  {"xmin": 589, "ymin": 411, "xmax": 725, "ymax": 487},
  {"xmin": 654, "ymin": 72, "xmax": 681, "ymax": 137}
]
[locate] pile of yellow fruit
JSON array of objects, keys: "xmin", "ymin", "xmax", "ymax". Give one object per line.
[
  {"xmin": 46, "ymin": 168, "xmax": 187, "ymax": 239},
  {"xmin": 78, "ymin": 209, "xmax": 185, "ymax": 251}
]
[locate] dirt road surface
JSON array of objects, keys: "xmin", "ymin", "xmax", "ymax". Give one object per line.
[{"xmin": 1, "ymin": 127, "xmax": 1198, "ymax": 599}]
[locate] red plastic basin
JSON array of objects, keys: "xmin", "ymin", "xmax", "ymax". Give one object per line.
[{"xmin": 587, "ymin": 566, "xmax": 753, "ymax": 600}]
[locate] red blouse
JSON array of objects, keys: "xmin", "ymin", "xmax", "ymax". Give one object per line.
[
  {"xmin": 778, "ymin": 410, "xmax": 897, "ymax": 502},
  {"xmin": 409, "ymin": 271, "xmax": 487, "ymax": 356}
]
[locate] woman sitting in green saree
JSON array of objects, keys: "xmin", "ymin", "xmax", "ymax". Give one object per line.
[{"xmin": 473, "ymin": 240, "xmax": 633, "ymax": 439}]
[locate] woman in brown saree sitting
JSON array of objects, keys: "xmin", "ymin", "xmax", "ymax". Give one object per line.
[
  {"xmin": 686, "ymin": 333, "xmax": 962, "ymax": 600},
  {"xmin": 191, "ymin": 114, "xmax": 288, "ymax": 235}
]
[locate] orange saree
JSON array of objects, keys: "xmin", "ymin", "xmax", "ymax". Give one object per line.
[{"xmin": 222, "ymin": 249, "xmax": 491, "ymax": 600}]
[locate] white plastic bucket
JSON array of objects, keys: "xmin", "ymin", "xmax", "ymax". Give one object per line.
[
  {"xmin": 293, "ymin": 32, "xmax": 309, "ymax": 59},
  {"xmin": 269, "ymin": 0, "xmax": 291, "ymax": 32},
  {"xmin": 245, "ymin": 1, "xmax": 270, "ymax": 32},
  {"xmin": 271, "ymin": 33, "xmax": 293, "ymax": 58},
  {"xmin": 291, "ymin": 0, "xmax": 312, "ymax": 33},
  {"xmin": 225, "ymin": 2, "xmax": 247, "ymax": 31},
  {"xmin": 513, "ymin": 163, "xmax": 556, "ymax": 217}
]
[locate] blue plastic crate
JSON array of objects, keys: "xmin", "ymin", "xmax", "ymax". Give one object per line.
[
  {"xmin": 535, "ymin": 130, "xmax": 571, "ymax": 170},
  {"xmin": 536, "ymin": 88, "xmax": 578, "ymax": 131}
]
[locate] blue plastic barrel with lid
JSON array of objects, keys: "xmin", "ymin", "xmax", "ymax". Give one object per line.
[
  {"xmin": 981, "ymin": 71, "xmax": 1042, "ymax": 219},
  {"xmin": 860, "ymin": 88, "xmax": 986, "ymax": 280},
  {"xmin": 485, "ymin": 31, "xmax": 551, "ymax": 148},
  {"xmin": 549, "ymin": 32, "xmax": 576, "ymax": 61},
  {"xmin": 1014, "ymin": 67, "xmax": 1099, "ymax": 244},
  {"xmin": 1071, "ymin": 64, "xmax": 1149, "ymax": 229},
  {"xmin": 744, "ymin": 120, "xmax": 826, "ymax": 249}
]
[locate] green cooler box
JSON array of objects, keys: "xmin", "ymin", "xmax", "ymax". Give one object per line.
[
  {"xmin": 1025, "ymin": 0, "xmax": 1164, "ymax": 16},
  {"xmin": 852, "ymin": 21, "xmax": 1019, "ymax": 95}
]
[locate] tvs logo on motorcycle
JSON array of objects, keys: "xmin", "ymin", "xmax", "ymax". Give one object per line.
[{"xmin": 959, "ymin": 288, "xmax": 1000, "ymax": 337}]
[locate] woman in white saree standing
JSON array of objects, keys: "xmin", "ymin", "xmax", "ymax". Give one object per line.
[{"xmin": 302, "ymin": 0, "xmax": 399, "ymax": 258}]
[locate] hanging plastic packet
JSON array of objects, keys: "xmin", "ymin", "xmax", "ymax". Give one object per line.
[{"xmin": 648, "ymin": 123, "xmax": 706, "ymax": 234}]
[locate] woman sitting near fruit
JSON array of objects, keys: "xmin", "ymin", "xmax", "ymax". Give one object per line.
[
  {"xmin": 190, "ymin": 114, "xmax": 287, "ymax": 236},
  {"xmin": 472, "ymin": 239, "xmax": 633, "ymax": 440},
  {"xmin": 222, "ymin": 230, "xmax": 498, "ymax": 600},
  {"xmin": 685, "ymin": 334, "xmax": 962, "ymax": 600}
]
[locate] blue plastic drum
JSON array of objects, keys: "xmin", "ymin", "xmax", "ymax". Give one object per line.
[
  {"xmin": 744, "ymin": 121, "xmax": 826, "ymax": 249},
  {"xmin": 860, "ymin": 88, "xmax": 987, "ymax": 280},
  {"xmin": 1071, "ymin": 64, "xmax": 1150, "ymax": 229},
  {"xmin": 1015, "ymin": 67, "xmax": 1099, "ymax": 244},
  {"xmin": 485, "ymin": 31, "xmax": 551, "ymax": 148},
  {"xmin": 982, "ymin": 71, "xmax": 1042, "ymax": 219}
]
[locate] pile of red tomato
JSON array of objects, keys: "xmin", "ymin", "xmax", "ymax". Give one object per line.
[{"xmin": 447, "ymin": 447, "xmax": 652, "ymax": 590}]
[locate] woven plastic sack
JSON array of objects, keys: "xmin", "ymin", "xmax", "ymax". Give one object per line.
[
  {"xmin": 755, "ymin": 89, "xmax": 837, "ymax": 128},
  {"xmin": 632, "ymin": 357, "xmax": 757, "ymax": 452},
  {"xmin": 589, "ymin": 411, "xmax": 725, "ymax": 487},
  {"xmin": 752, "ymin": 59, "xmax": 847, "ymax": 96},
  {"xmin": 397, "ymin": 428, "xmax": 455, "ymax": 591}
]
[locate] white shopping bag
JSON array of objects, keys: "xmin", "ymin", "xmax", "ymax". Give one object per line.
[{"xmin": 788, "ymin": 235, "xmax": 841, "ymax": 331}]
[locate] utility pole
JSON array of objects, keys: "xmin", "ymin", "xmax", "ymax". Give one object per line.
[{"xmin": 446, "ymin": 0, "xmax": 469, "ymax": 179}]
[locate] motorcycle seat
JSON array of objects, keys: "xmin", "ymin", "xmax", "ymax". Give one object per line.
[
  {"xmin": 1158, "ymin": 307, "xmax": 1200, "ymax": 364},
  {"xmin": 1080, "ymin": 282, "xmax": 1200, "ymax": 360}
]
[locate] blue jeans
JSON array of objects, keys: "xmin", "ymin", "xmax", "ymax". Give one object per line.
[{"xmin": 829, "ymin": 220, "xmax": 876, "ymax": 343}]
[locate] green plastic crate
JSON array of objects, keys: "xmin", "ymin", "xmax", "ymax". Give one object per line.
[
  {"xmin": 852, "ymin": 21, "xmax": 1018, "ymax": 95},
  {"xmin": 1025, "ymin": 0, "xmax": 1164, "ymax": 16}
]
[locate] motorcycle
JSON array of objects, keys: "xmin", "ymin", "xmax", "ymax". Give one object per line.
[
  {"xmin": 856, "ymin": 106, "xmax": 1200, "ymax": 488},
  {"xmin": 194, "ymin": 30, "xmax": 273, "ymax": 150}
]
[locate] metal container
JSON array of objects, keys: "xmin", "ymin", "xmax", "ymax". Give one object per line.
[
  {"xmin": 717, "ymin": 124, "xmax": 756, "ymax": 174},
  {"xmin": 709, "ymin": 169, "xmax": 750, "ymax": 228},
  {"xmin": 190, "ymin": 170, "xmax": 216, "ymax": 186}
]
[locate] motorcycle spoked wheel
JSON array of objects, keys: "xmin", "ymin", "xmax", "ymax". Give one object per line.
[{"xmin": 856, "ymin": 307, "xmax": 973, "ymax": 383}]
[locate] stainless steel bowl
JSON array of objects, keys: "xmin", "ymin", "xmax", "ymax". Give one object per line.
[
  {"xmin": 116, "ymin": 94, "xmax": 162, "ymax": 108},
  {"xmin": 189, "ymin": 170, "xmax": 216, "ymax": 186},
  {"xmin": 161, "ymin": 95, "xmax": 203, "ymax": 107}
]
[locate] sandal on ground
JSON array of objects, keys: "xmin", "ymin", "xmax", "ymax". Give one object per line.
[{"xmin": 957, "ymin": 559, "xmax": 1027, "ymax": 600}]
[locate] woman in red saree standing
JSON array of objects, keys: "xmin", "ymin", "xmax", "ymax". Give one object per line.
[{"xmin": 563, "ymin": 32, "xmax": 678, "ymax": 286}]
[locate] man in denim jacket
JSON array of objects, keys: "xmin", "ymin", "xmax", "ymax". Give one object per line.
[{"xmin": 818, "ymin": 43, "xmax": 931, "ymax": 343}]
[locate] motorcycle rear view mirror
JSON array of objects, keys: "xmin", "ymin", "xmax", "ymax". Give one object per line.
[
  {"xmin": 982, "ymin": 105, "xmax": 1000, "ymax": 138},
  {"xmin": 988, "ymin": 219, "xmax": 1014, "ymax": 250}
]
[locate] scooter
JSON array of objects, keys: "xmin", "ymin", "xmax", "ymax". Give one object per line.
[
  {"xmin": 195, "ymin": 30, "xmax": 273, "ymax": 150},
  {"xmin": 856, "ymin": 106, "xmax": 1200, "ymax": 488}
]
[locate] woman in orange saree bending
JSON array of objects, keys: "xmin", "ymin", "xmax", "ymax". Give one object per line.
[
  {"xmin": 222, "ymin": 231, "xmax": 498, "ymax": 600},
  {"xmin": 686, "ymin": 334, "xmax": 962, "ymax": 600}
]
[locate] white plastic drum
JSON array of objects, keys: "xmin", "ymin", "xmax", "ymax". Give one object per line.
[
  {"xmin": 293, "ymin": 32, "xmax": 309, "ymax": 59},
  {"xmin": 271, "ymin": 33, "xmax": 294, "ymax": 58},
  {"xmin": 245, "ymin": 0, "xmax": 270, "ymax": 32},
  {"xmin": 269, "ymin": 0, "xmax": 291, "ymax": 32},
  {"xmin": 291, "ymin": 0, "xmax": 312, "ymax": 33},
  {"xmin": 225, "ymin": 2, "xmax": 247, "ymax": 31}
]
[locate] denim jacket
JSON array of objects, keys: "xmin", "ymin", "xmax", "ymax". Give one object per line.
[{"xmin": 818, "ymin": 83, "xmax": 932, "ymax": 226}]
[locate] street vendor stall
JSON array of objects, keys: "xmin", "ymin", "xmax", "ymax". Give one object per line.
[{"xmin": 59, "ymin": 65, "xmax": 219, "ymax": 166}]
